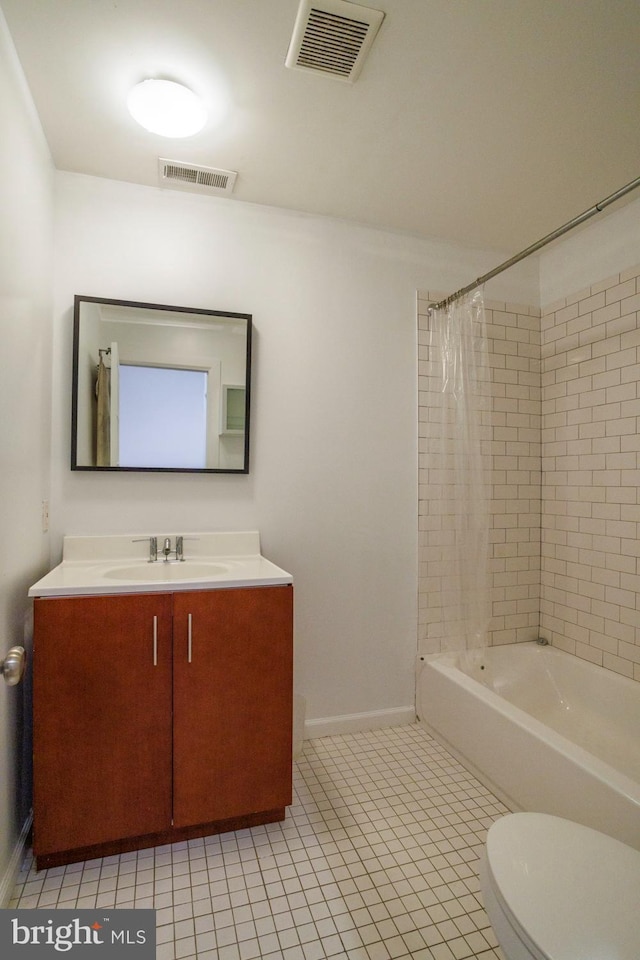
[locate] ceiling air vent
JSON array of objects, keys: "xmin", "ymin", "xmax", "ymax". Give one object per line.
[
  {"xmin": 158, "ymin": 159, "xmax": 237, "ymax": 196},
  {"xmin": 286, "ymin": 0, "xmax": 384, "ymax": 82}
]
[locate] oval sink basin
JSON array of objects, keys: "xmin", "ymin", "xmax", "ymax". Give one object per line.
[{"xmin": 103, "ymin": 562, "xmax": 230, "ymax": 581}]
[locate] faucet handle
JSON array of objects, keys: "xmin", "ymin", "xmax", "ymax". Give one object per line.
[
  {"xmin": 176, "ymin": 536, "xmax": 199, "ymax": 561},
  {"xmin": 132, "ymin": 536, "xmax": 158, "ymax": 562}
]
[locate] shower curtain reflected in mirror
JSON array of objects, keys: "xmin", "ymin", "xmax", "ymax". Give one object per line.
[
  {"xmin": 95, "ymin": 355, "xmax": 110, "ymax": 466},
  {"xmin": 429, "ymin": 289, "xmax": 491, "ymax": 651}
]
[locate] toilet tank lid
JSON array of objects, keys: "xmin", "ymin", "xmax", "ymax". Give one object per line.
[{"xmin": 485, "ymin": 813, "xmax": 640, "ymax": 960}]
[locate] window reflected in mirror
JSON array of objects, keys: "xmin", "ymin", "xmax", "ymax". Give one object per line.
[{"xmin": 71, "ymin": 296, "xmax": 251, "ymax": 473}]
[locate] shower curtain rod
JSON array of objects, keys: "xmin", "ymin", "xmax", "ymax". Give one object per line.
[{"xmin": 429, "ymin": 174, "xmax": 640, "ymax": 312}]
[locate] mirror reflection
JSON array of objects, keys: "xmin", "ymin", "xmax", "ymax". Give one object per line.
[{"xmin": 72, "ymin": 296, "xmax": 251, "ymax": 473}]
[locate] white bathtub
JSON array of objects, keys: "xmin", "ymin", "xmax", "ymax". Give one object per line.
[{"xmin": 417, "ymin": 641, "xmax": 640, "ymax": 850}]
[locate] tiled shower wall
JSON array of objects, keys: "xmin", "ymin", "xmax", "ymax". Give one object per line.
[
  {"xmin": 417, "ymin": 263, "xmax": 640, "ymax": 681},
  {"xmin": 417, "ymin": 293, "xmax": 542, "ymax": 655},
  {"xmin": 541, "ymin": 263, "xmax": 640, "ymax": 680}
]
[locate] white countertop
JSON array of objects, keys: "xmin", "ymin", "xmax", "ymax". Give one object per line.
[{"xmin": 29, "ymin": 532, "xmax": 293, "ymax": 598}]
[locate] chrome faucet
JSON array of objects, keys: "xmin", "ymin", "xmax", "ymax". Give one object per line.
[
  {"xmin": 162, "ymin": 536, "xmax": 188, "ymax": 562},
  {"xmin": 140, "ymin": 535, "xmax": 196, "ymax": 563}
]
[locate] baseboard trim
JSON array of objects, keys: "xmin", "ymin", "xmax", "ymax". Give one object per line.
[
  {"xmin": 304, "ymin": 706, "xmax": 415, "ymax": 740},
  {"xmin": 0, "ymin": 812, "xmax": 32, "ymax": 908}
]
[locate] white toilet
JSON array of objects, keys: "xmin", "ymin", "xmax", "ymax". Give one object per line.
[{"xmin": 479, "ymin": 812, "xmax": 640, "ymax": 960}]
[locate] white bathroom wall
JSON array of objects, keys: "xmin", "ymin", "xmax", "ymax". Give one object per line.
[
  {"xmin": 0, "ymin": 9, "xmax": 53, "ymax": 901},
  {"xmin": 52, "ymin": 172, "xmax": 539, "ymax": 729}
]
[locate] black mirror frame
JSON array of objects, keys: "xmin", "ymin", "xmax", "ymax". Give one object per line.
[{"xmin": 71, "ymin": 295, "xmax": 252, "ymax": 474}]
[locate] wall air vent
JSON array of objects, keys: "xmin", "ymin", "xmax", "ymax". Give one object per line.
[
  {"xmin": 286, "ymin": 0, "xmax": 384, "ymax": 82},
  {"xmin": 158, "ymin": 159, "xmax": 238, "ymax": 195}
]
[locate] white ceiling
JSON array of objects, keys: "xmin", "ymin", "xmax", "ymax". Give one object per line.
[{"xmin": 3, "ymin": 0, "xmax": 640, "ymax": 253}]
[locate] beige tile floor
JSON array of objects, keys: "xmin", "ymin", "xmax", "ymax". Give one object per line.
[{"xmin": 10, "ymin": 724, "xmax": 508, "ymax": 959}]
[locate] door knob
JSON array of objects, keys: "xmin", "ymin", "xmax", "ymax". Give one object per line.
[{"xmin": 1, "ymin": 646, "xmax": 26, "ymax": 686}]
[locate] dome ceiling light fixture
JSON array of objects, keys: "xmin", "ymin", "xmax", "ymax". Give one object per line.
[{"xmin": 127, "ymin": 79, "xmax": 207, "ymax": 138}]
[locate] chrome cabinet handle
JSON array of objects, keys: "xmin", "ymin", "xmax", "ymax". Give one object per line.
[
  {"xmin": 187, "ymin": 614, "xmax": 192, "ymax": 663},
  {"xmin": 153, "ymin": 616, "xmax": 158, "ymax": 666},
  {"xmin": 1, "ymin": 646, "xmax": 26, "ymax": 686}
]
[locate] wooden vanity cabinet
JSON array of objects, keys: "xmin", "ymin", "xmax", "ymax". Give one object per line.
[
  {"xmin": 172, "ymin": 588, "xmax": 293, "ymax": 827},
  {"xmin": 33, "ymin": 585, "xmax": 293, "ymax": 869},
  {"xmin": 33, "ymin": 593, "xmax": 174, "ymax": 859}
]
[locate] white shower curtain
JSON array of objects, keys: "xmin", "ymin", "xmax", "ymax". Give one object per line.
[{"xmin": 429, "ymin": 289, "xmax": 491, "ymax": 651}]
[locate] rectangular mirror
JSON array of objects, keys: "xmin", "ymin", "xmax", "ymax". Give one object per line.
[{"xmin": 71, "ymin": 296, "xmax": 251, "ymax": 473}]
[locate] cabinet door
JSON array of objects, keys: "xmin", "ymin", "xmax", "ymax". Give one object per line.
[
  {"xmin": 173, "ymin": 586, "xmax": 293, "ymax": 827},
  {"xmin": 33, "ymin": 593, "xmax": 173, "ymax": 855}
]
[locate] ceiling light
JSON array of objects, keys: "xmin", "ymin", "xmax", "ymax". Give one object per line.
[{"xmin": 127, "ymin": 79, "xmax": 207, "ymax": 138}]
